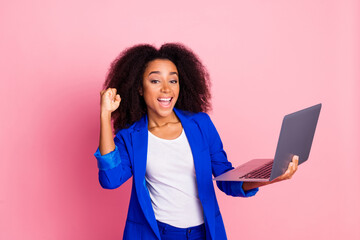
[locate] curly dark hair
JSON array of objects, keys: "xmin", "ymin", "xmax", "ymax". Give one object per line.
[{"xmin": 102, "ymin": 42, "xmax": 212, "ymax": 134}]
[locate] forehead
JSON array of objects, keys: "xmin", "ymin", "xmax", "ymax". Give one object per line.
[{"xmin": 144, "ymin": 59, "xmax": 178, "ymax": 74}]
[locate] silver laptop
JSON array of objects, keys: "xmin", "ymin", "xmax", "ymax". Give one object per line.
[{"xmin": 213, "ymin": 103, "xmax": 322, "ymax": 182}]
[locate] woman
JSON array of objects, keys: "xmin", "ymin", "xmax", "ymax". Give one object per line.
[{"xmin": 94, "ymin": 43, "xmax": 298, "ymax": 240}]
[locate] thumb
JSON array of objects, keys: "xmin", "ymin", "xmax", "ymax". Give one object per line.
[{"xmin": 115, "ymin": 94, "xmax": 121, "ymax": 102}]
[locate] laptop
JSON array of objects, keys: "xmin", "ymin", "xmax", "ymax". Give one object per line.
[{"xmin": 213, "ymin": 103, "xmax": 322, "ymax": 182}]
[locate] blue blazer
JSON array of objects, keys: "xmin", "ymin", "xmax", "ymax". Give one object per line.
[{"xmin": 94, "ymin": 108, "xmax": 258, "ymax": 240}]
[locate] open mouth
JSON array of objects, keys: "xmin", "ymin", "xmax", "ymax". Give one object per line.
[{"xmin": 157, "ymin": 97, "xmax": 173, "ymax": 107}]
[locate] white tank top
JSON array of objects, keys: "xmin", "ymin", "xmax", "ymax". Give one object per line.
[{"xmin": 145, "ymin": 128, "xmax": 204, "ymax": 228}]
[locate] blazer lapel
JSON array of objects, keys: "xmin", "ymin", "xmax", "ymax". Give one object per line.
[
  {"xmin": 174, "ymin": 108, "xmax": 216, "ymax": 239},
  {"xmin": 131, "ymin": 115, "xmax": 161, "ymax": 239},
  {"xmin": 173, "ymin": 108, "xmax": 207, "ymax": 200}
]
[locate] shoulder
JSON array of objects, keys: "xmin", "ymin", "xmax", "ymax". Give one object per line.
[
  {"xmin": 176, "ymin": 108, "xmax": 212, "ymax": 124},
  {"xmin": 114, "ymin": 118, "xmax": 142, "ymax": 139},
  {"xmin": 179, "ymin": 109, "xmax": 221, "ymax": 147},
  {"xmin": 176, "ymin": 109, "xmax": 216, "ymax": 138}
]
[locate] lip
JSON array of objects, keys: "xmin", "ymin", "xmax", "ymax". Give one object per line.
[{"xmin": 157, "ymin": 97, "xmax": 173, "ymax": 108}]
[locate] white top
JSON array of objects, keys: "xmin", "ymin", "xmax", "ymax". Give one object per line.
[{"xmin": 145, "ymin": 128, "xmax": 204, "ymax": 228}]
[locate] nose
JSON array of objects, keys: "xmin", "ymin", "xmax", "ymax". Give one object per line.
[{"xmin": 160, "ymin": 82, "xmax": 170, "ymax": 93}]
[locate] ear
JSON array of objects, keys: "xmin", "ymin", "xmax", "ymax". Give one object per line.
[{"xmin": 138, "ymin": 88, "xmax": 143, "ymax": 96}]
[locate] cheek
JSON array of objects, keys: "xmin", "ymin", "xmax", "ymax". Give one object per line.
[
  {"xmin": 143, "ymin": 85, "xmax": 156, "ymax": 98},
  {"xmin": 143, "ymin": 92, "xmax": 155, "ymax": 103},
  {"xmin": 143, "ymin": 90, "xmax": 161, "ymax": 107},
  {"xmin": 173, "ymin": 85, "xmax": 180, "ymax": 95}
]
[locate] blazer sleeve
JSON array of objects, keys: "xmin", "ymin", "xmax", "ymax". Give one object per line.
[
  {"xmin": 202, "ymin": 113, "xmax": 259, "ymax": 197},
  {"xmin": 93, "ymin": 132, "xmax": 133, "ymax": 189}
]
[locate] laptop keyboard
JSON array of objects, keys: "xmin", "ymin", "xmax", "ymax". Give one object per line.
[{"xmin": 239, "ymin": 161, "xmax": 274, "ymax": 179}]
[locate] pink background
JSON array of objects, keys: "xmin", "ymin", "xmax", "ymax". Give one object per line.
[{"xmin": 1, "ymin": 0, "xmax": 359, "ymax": 239}]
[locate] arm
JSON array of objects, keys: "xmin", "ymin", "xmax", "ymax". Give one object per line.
[
  {"xmin": 93, "ymin": 88, "xmax": 132, "ymax": 189},
  {"xmin": 202, "ymin": 113, "xmax": 258, "ymax": 197},
  {"xmin": 99, "ymin": 111, "xmax": 115, "ymax": 156}
]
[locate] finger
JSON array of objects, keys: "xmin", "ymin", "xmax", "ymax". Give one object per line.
[
  {"xmin": 286, "ymin": 162, "xmax": 294, "ymax": 178},
  {"xmin": 291, "ymin": 161, "xmax": 297, "ymax": 172},
  {"xmin": 107, "ymin": 90, "xmax": 112, "ymax": 100},
  {"xmin": 288, "ymin": 164, "xmax": 296, "ymax": 177},
  {"xmin": 112, "ymin": 89, "xmax": 118, "ymax": 100},
  {"xmin": 292, "ymin": 155, "xmax": 298, "ymax": 167},
  {"xmin": 293, "ymin": 155, "xmax": 299, "ymax": 171},
  {"xmin": 293, "ymin": 160, "xmax": 298, "ymax": 171},
  {"xmin": 109, "ymin": 88, "xmax": 116, "ymax": 98},
  {"xmin": 292, "ymin": 155, "xmax": 299, "ymax": 166},
  {"xmin": 284, "ymin": 168, "xmax": 291, "ymax": 178},
  {"xmin": 288, "ymin": 161, "xmax": 294, "ymax": 171}
]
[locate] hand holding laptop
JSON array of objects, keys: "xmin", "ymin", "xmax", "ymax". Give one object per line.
[
  {"xmin": 214, "ymin": 103, "xmax": 321, "ymax": 190},
  {"xmin": 272, "ymin": 155, "xmax": 299, "ymax": 182},
  {"xmin": 242, "ymin": 155, "xmax": 299, "ymax": 191}
]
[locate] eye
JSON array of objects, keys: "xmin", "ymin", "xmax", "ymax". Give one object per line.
[
  {"xmin": 170, "ymin": 80, "xmax": 178, "ymax": 84},
  {"xmin": 150, "ymin": 80, "xmax": 160, "ymax": 84}
]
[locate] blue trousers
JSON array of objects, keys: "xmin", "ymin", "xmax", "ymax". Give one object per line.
[{"xmin": 157, "ymin": 220, "xmax": 206, "ymax": 240}]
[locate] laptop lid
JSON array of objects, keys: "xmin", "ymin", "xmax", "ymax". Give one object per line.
[
  {"xmin": 269, "ymin": 103, "xmax": 322, "ymax": 181},
  {"xmin": 213, "ymin": 103, "xmax": 322, "ymax": 182}
]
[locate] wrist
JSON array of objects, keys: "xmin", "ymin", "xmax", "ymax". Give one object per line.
[
  {"xmin": 242, "ymin": 181, "xmax": 271, "ymax": 191},
  {"xmin": 100, "ymin": 111, "xmax": 112, "ymax": 119}
]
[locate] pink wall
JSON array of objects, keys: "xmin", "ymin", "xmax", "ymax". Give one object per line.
[{"xmin": 1, "ymin": 0, "xmax": 359, "ymax": 239}]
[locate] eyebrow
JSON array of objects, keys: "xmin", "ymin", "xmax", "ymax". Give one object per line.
[{"xmin": 148, "ymin": 71, "xmax": 178, "ymax": 76}]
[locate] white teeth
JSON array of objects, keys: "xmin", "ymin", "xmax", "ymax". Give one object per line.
[{"xmin": 158, "ymin": 98, "xmax": 171, "ymax": 101}]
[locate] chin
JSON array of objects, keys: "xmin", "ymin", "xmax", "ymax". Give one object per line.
[
  {"xmin": 158, "ymin": 107, "xmax": 174, "ymax": 117},
  {"xmin": 147, "ymin": 106, "xmax": 174, "ymax": 119}
]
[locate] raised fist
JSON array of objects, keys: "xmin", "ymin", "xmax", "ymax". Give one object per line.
[{"xmin": 100, "ymin": 88, "xmax": 121, "ymax": 113}]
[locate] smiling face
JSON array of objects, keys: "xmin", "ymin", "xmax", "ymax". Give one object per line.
[{"xmin": 141, "ymin": 58, "xmax": 180, "ymax": 122}]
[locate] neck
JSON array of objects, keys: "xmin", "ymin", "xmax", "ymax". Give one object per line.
[{"xmin": 147, "ymin": 110, "xmax": 179, "ymax": 129}]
